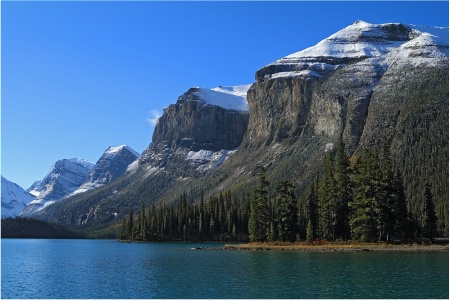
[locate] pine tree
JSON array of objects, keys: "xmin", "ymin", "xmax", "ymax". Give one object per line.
[
  {"xmin": 423, "ymin": 182, "xmax": 438, "ymax": 242},
  {"xmin": 350, "ymin": 150, "xmax": 380, "ymax": 242},
  {"xmin": 248, "ymin": 166, "xmax": 271, "ymax": 242},
  {"xmin": 199, "ymin": 193, "xmax": 205, "ymax": 240},
  {"xmin": 141, "ymin": 203, "xmax": 147, "ymax": 241},
  {"xmin": 379, "ymin": 143, "xmax": 397, "ymax": 242},
  {"xmin": 306, "ymin": 220, "xmax": 313, "ymax": 243},
  {"xmin": 137, "ymin": 209, "xmax": 142, "ymax": 239},
  {"xmin": 276, "ymin": 180, "xmax": 298, "ymax": 242},
  {"xmin": 318, "ymin": 150, "xmax": 336, "ymax": 240},
  {"xmin": 392, "ymin": 169, "xmax": 408, "ymax": 242},
  {"xmin": 267, "ymin": 221, "xmax": 275, "ymax": 242},
  {"xmin": 335, "ymin": 135, "xmax": 351, "ymax": 240},
  {"xmin": 120, "ymin": 218, "xmax": 127, "ymax": 240},
  {"xmin": 127, "ymin": 209, "xmax": 134, "ymax": 240},
  {"xmin": 306, "ymin": 179, "xmax": 319, "ymax": 239}
]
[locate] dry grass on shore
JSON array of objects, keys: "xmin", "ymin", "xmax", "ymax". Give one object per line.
[{"xmin": 223, "ymin": 241, "xmax": 449, "ymax": 252}]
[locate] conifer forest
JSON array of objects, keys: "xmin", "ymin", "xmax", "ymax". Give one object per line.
[{"xmin": 120, "ymin": 137, "xmax": 441, "ymax": 244}]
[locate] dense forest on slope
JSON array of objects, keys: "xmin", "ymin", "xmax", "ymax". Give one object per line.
[
  {"xmin": 388, "ymin": 68, "xmax": 448, "ymax": 235},
  {"xmin": 120, "ymin": 139, "xmax": 442, "ymax": 243},
  {"xmin": 1, "ymin": 217, "xmax": 85, "ymax": 238}
]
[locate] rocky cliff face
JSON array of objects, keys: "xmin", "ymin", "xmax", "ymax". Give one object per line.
[
  {"xmin": 70, "ymin": 145, "xmax": 139, "ymax": 196},
  {"xmin": 33, "ymin": 85, "xmax": 251, "ymax": 227},
  {"xmin": 21, "ymin": 158, "xmax": 95, "ymax": 215},
  {"xmin": 245, "ymin": 21, "xmax": 448, "ymax": 150},
  {"xmin": 139, "ymin": 85, "xmax": 250, "ymax": 173},
  {"xmin": 230, "ymin": 21, "xmax": 448, "ymax": 227}
]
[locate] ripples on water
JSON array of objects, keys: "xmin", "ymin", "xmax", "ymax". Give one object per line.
[{"xmin": 1, "ymin": 239, "xmax": 448, "ymax": 299}]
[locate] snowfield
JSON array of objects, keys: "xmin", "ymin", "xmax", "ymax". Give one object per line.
[
  {"xmin": 264, "ymin": 21, "xmax": 449, "ymax": 79},
  {"xmin": 196, "ymin": 84, "xmax": 251, "ymax": 111}
]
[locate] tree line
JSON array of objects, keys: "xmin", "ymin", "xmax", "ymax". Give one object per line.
[
  {"xmin": 120, "ymin": 136, "xmax": 440, "ymax": 243},
  {"xmin": 1, "ymin": 217, "xmax": 84, "ymax": 239},
  {"xmin": 119, "ymin": 190, "xmax": 251, "ymax": 242}
]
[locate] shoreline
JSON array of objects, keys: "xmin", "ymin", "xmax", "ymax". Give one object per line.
[{"xmin": 219, "ymin": 242, "xmax": 449, "ymax": 252}]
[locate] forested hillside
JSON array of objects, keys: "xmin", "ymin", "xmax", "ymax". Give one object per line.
[{"xmin": 120, "ymin": 138, "xmax": 441, "ymax": 243}]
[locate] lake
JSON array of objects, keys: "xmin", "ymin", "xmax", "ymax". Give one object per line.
[{"xmin": 1, "ymin": 239, "xmax": 448, "ymax": 299}]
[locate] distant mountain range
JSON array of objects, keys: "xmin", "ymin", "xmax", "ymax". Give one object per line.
[
  {"xmin": 2, "ymin": 145, "xmax": 140, "ymax": 217},
  {"xmin": 3, "ymin": 21, "xmax": 448, "ymax": 238},
  {"xmin": 1, "ymin": 176, "xmax": 35, "ymax": 218}
]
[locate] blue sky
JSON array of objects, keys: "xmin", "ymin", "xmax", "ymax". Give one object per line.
[{"xmin": 2, "ymin": 1, "xmax": 448, "ymax": 189}]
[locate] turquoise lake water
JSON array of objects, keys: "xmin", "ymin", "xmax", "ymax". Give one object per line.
[{"xmin": 1, "ymin": 239, "xmax": 448, "ymax": 299}]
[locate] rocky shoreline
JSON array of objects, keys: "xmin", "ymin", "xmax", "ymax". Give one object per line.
[{"xmin": 215, "ymin": 242, "xmax": 449, "ymax": 252}]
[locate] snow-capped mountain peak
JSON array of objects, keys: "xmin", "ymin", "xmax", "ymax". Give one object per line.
[
  {"xmin": 68, "ymin": 145, "xmax": 140, "ymax": 197},
  {"xmin": 177, "ymin": 84, "xmax": 251, "ymax": 111},
  {"xmin": 258, "ymin": 21, "xmax": 448, "ymax": 80},
  {"xmin": 1, "ymin": 176, "xmax": 35, "ymax": 218},
  {"xmin": 20, "ymin": 158, "xmax": 95, "ymax": 216},
  {"xmin": 26, "ymin": 158, "xmax": 95, "ymax": 197},
  {"xmin": 104, "ymin": 145, "xmax": 140, "ymax": 159},
  {"xmin": 285, "ymin": 21, "xmax": 409, "ymax": 60}
]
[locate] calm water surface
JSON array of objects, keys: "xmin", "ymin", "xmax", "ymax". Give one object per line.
[{"xmin": 1, "ymin": 239, "xmax": 448, "ymax": 299}]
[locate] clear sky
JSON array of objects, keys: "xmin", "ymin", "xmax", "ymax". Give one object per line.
[{"xmin": 2, "ymin": 1, "xmax": 448, "ymax": 189}]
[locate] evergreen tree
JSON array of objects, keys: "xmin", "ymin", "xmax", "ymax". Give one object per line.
[
  {"xmin": 318, "ymin": 150, "xmax": 336, "ymax": 240},
  {"xmin": 199, "ymin": 193, "xmax": 205, "ymax": 240},
  {"xmin": 423, "ymin": 182, "xmax": 438, "ymax": 242},
  {"xmin": 306, "ymin": 220, "xmax": 313, "ymax": 243},
  {"xmin": 248, "ymin": 166, "xmax": 271, "ymax": 242},
  {"xmin": 141, "ymin": 203, "xmax": 147, "ymax": 241},
  {"xmin": 127, "ymin": 209, "xmax": 134, "ymax": 240},
  {"xmin": 379, "ymin": 144, "xmax": 397, "ymax": 242},
  {"xmin": 267, "ymin": 221, "xmax": 275, "ymax": 242},
  {"xmin": 137, "ymin": 209, "xmax": 142, "ymax": 239},
  {"xmin": 276, "ymin": 180, "xmax": 298, "ymax": 242},
  {"xmin": 350, "ymin": 150, "xmax": 380, "ymax": 242},
  {"xmin": 306, "ymin": 179, "xmax": 319, "ymax": 239},
  {"xmin": 335, "ymin": 135, "xmax": 351, "ymax": 240},
  {"xmin": 120, "ymin": 218, "xmax": 127, "ymax": 240},
  {"xmin": 393, "ymin": 169, "xmax": 408, "ymax": 242}
]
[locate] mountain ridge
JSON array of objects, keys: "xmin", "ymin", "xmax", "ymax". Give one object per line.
[
  {"xmin": 20, "ymin": 145, "xmax": 139, "ymax": 216},
  {"xmin": 28, "ymin": 21, "xmax": 449, "ymax": 237}
]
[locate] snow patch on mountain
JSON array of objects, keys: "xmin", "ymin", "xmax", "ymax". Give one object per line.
[
  {"xmin": 262, "ymin": 21, "xmax": 448, "ymax": 79},
  {"xmin": 185, "ymin": 148, "xmax": 237, "ymax": 171},
  {"xmin": 26, "ymin": 158, "xmax": 95, "ymax": 198},
  {"xmin": 1, "ymin": 176, "xmax": 35, "ymax": 218},
  {"xmin": 104, "ymin": 145, "xmax": 140, "ymax": 159},
  {"xmin": 285, "ymin": 21, "xmax": 406, "ymax": 60},
  {"xmin": 21, "ymin": 158, "xmax": 95, "ymax": 216},
  {"xmin": 268, "ymin": 70, "xmax": 324, "ymax": 79},
  {"xmin": 196, "ymin": 84, "xmax": 251, "ymax": 111},
  {"xmin": 68, "ymin": 145, "xmax": 140, "ymax": 197},
  {"xmin": 125, "ymin": 158, "xmax": 140, "ymax": 173}
]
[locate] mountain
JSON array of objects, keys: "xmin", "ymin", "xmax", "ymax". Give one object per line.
[
  {"xmin": 138, "ymin": 85, "xmax": 250, "ymax": 173},
  {"xmin": 23, "ymin": 145, "xmax": 139, "ymax": 216},
  {"xmin": 1, "ymin": 176, "xmax": 35, "ymax": 218},
  {"xmin": 31, "ymin": 21, "xmax": 448, "ymax": 237},
  {"xmin": 69, "ymin": 145, "xmax": 140, "ymax": 196},
  {"xmin": 227, "ymin": 20, "xmax": 448, "ymax": 230},
  {"xmin": 21, "ymin": 158, "xmax": 95, "ymax": 216},
  {"xmin": 251, "ymin": 21, "xmax": 448, "ymax": 148},
  {"xmin": 32, "ymin": 85, "xmax": 250, "ymax": 231}
]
